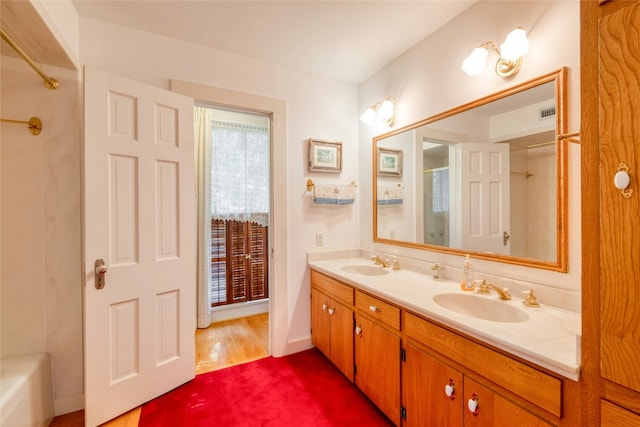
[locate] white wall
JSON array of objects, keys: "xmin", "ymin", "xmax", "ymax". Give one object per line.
[
  {"xmin": 0, "ymin": 57, "xmax": 82, "ymax": 412},
  {"xmin": 358, "ymin": 0, "xmax": 581, "ymax": 309}
]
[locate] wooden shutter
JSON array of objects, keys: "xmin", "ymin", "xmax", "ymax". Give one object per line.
[
  {"xmin": 210, "ymin": 219, "xmax": 268, "ymax": 306},
  {"xmin": 210, "ymin": 219, "xmax": 227, "ymax": 305},
  {"xmin": 228, "ymin": 220, "xmax": 248, "ymax": 303},
  {"xmin": 248, "ymin": 222, "xmax": 268, "ymax": 301}
]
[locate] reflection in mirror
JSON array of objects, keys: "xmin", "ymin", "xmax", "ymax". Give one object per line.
[{"xmin": 374, "ymin": 68, "xmax": 567, "ymax": 272}]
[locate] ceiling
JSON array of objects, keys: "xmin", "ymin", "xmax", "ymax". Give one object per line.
[{"xmin": 68, "ymin": 0, "xmax": 476, "ymax": 84}]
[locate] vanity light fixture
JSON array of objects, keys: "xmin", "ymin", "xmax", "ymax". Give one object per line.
[
  {"xmin": 360, "ymin": 96, "xmax": 396, "ymax": 126},
  {"xmin": 461, "ymin": 27, "xmax": 529, "ymax": 78}
]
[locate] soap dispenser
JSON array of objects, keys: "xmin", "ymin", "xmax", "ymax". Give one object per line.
[{"xmin": 460, "ymin": 254, "xmax": 475, "ymax": 291}]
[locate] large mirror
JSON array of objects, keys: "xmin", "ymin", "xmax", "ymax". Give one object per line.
[{"xmin": 373, "ymin": 68, "xmax": 568, "ymax": 271}]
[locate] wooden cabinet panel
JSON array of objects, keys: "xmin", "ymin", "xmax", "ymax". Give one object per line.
[
  {"xmin": 355, "ymin": 290, "xmax": 400, "ymax": 330},
  {"xmin": 311, "ymin": 288, "xmax": 332, "ymax": 359},
  {"xmin": 601, "ymin": 400, "xmax": 640, "ymax": 427},
  {"xmin": 310, "ymin": 272, "xmax": 354, "ymax": 382},
  {"xmin": 405, "ymin": 312, "xmax": 561, "ymax": 417},
  {"xmin": 598, "ymin": 2, "xmax": 640, "ymax": 394},
  {"xmin": 310, "ymin": 269, "xmax": 353, "ymax": 306},
  {"xmin": 355, "ymin": 313, "xmax": 401, "ymax": 426},
  {"xmin": 330, "ymin": 296, "xmax": 354, "ymax": 382},
  {"xmin": 463, "ymin": 377, "xmax": 552, "ymax": 427},
  {"xmin": 403, "ymin": 343, "xmax": 463, "ymax": 426}
]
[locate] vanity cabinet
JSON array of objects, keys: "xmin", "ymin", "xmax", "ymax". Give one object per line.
[
  {"xmin": 402, "ymin": 343, "xmax": 463, "ymax": 426},
  {"xmin": 309, "ymin": 269, "xmax": 578, "ymax": 426},
  {"xmin": 404, "ymin": 312, "xmax": 559, "ymax": 426},
  {"xmin": 310, "ymin": 270, "xmax": 354, "ymax": 382},
  {"xmin": 462, "ymin": 377, "xmax": 552, "ymax": 427},
  {"xmin": 582, "ymin": 1, "xmax": 640, "ymax": 424},
  {"xmin": 354, "ymin": 291, "xmax": 401, "ymax": 426}
]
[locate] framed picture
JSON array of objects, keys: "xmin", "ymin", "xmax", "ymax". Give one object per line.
[
  {"xmin": 377, "ymin": 147, "xmax": 403, "ymax": 177},
  {"xmin": 308, "ymin": 139, "xmax": 342, "ymax": 173}
]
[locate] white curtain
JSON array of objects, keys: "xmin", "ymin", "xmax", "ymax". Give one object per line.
[
  {"xmin": 210, "ymin": 121, "xmax": 269, "ymax": 226},
  {"xmin": 195, "ymin": 107, "xmax": 213, "ymax": 328},
  {"xmin": 432, "ymin": 168, "xmax": 449, "ymax": 213}
]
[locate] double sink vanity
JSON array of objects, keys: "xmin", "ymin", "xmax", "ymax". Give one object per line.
[
  {"xmin": 308, "ymin": 250, "xmax": 581, "ymax": 426},
  {"xmin": 308, "ymin": 67, "xmax": 581, "ymax": 425}
]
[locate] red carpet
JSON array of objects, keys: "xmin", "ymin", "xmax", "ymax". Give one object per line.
[{"xmin": 139, "ymin": 348, "xmax": 393, "ymax": 426}]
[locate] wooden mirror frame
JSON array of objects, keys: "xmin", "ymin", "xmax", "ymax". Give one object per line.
[{"xmin": 373, "ymin": 68, "xmax": 568, "ymax": 272}]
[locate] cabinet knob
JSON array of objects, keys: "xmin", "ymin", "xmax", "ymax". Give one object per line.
[
  {"xmin": 322, "ymin": 303, "xmax": 328, "ymax": 312},
  {"xmin": 369, "ymin": 305, "xmax": 381, "ymax": 313},
  {"xmin": 467, "ymin": 392, "xmax": 479, "ymax": 416},
  {"xmin": 444, "ymin": 378, "xmax": 455, "ymax": 400},
  {"xmin": 328, "ymin": 308, "xmax": 335, "ymax": 316},
  {"xmin": 355, "ymin": 325, "xmax": 363, "ymax": 336}
]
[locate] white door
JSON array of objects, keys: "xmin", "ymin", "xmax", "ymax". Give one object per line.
[
  {"xmin": 83, "ymin": 67, "xmax": 196, "ymax": 426},
  {"xmin": 459, "ymin": 143, "xmax": 510, "ymax": 254}
]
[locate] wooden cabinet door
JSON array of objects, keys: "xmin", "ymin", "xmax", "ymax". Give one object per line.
[
  {"xmin": 601, "ymin": 399, "xmax": 640, "ymax": 427},
  {"xmin": 311, "ymin": 288, "xmax": 331, "ymax": 359},
  {"xmin": 311, "ymin": 287, "xmax": 354, "ymax": 382},
  {"xmin": 329, "ymin": 297, "xmax": 354, "ymax": 382},
  {"xmin": 403, "ymin": 343, "xmax": 463, "ymax": 427},
  {"xmin": 355, "ymin": 313, "xmax": 401, "ymax": 426},
  {"xmin": 463, "ymin": 377, "xmax": 551, "ymax": 427},
  {"xmin": 598, "ymin": 2, "xmax": 640, "ymax": 394}
]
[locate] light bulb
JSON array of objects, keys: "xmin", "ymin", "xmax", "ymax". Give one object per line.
[
  {"xmin": 379, "ymin": 99, "xmax": 394, "ymax": 120},
  {"xmin": 500, "ymin": 28, "xmax": 528, "ymax": 61},
  {"xmin": 461, "ymin": 47, "xmax": 489, "ymax": 76},
  {"xmin": 360, "ymin": 106, "xmax": 376, "ymax": 125}
]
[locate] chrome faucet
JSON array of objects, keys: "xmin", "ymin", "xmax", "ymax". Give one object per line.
[
  {"xmin": 371, "ymin": 255, "xmax": 390, "ymax": 268},
  {"xmin": 477, "ymin": 280, "xmax": 511, "ymax": 300}
]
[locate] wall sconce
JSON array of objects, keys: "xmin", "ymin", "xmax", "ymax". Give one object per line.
[
  {"xmin": 360, "ymin": 96, "xmax": 396, "ymax": 126},
  {"xmin": 461, "ymin": 27, "xmax": 529, "ymax": 78}
]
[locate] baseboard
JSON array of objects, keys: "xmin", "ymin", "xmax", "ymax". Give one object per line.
[
  {"xmin": 210, "ymin": 300, "xmax": 269, "ymax": 323},
  {"xmin": 286, "ymin": 336, "xmax": 313, "ymax": 355},
  {"xmin": 54, "ymin": 393, "xmax": 84, "ymax": 416}
]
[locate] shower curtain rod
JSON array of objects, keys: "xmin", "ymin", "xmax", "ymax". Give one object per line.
[
  {"xmin": 510, "ymin": 131, "xmax": 581, "ymax": 152},
  {"xmin": 0, "ymin": 117, "xmax": 42, "ymax": 135},
  {"xmin": 0, "ymin": 28, "xmax": 59, "ymax": 90}
]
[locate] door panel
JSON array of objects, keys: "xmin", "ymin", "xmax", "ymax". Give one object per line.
[
  {"xmin": 83, "ymin": 67, "xmax": 195, "ymax": 426},
  {"xmin": 459, "ymin": 143, "xmax": 510, "ymax": 254}
]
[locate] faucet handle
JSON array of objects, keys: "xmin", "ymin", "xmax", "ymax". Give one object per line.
[
  {"xmin": 392, "ymin": 259, "xmax": 401, "ymax": 270},
  {"xmin": 430, "ymin": 261, "xmax": 444, "ymax": 278},
  {"xmin": 476, "ymin": 279, "xmax": 491, "ymax": 294},
  {"xmin": 522, "ymin": 289, "xmax": 540, "ymax": 307}
]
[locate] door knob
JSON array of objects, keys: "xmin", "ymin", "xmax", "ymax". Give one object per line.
[{"xmin": 95, "ymin": 258, "xmax": 107, "ymax": 289}]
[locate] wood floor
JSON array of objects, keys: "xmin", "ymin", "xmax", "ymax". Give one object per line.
[{"xmin": 50, "ymin": 313, "xmax": 269, "ymax": 427}]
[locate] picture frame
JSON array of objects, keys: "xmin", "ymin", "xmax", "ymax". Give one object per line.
[
  {"xmin": 308, "ymin": 139, "xmax": 342, "ymax": 173},
  {"xmin": 377, "ymin": 147, "xmax": 403, "ymax": 177}
]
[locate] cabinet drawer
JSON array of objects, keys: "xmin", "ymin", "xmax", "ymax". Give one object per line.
[
  {"xmin": 601, "ymin": 400, "xmax": 640, "ymax": 427},
  {"xmin": 310, "ymin": 269, "xmax": 353, "ymax": 306},
  {"xmin": 405, "ymin": 312, "xmax": 562, "ymax": 417},
  {"xmin": 355, "ymin": 290, "xmax": 400, "ymax": 331}
]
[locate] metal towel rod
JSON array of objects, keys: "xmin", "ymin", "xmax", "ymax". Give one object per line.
[
  {"xmin": 0, "ymin": 117, "xmax": 42, "ymax": 135},
  {"xmin": 0, "ymin": 27, "xmax": 59, "ymax": 89}
]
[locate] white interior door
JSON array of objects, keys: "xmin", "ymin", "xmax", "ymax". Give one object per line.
[
  {"xmin": 459, "ymin": 143, "xmax": 510, "ymax": 254},
  {"xmin": 83, "ymin": 67, "xmax": 196, "ymax": 426}
]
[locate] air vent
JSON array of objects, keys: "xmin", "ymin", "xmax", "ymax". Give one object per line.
[{"xmin": 539, "ymin": 106, "xmax": 556, "ymax": 120}]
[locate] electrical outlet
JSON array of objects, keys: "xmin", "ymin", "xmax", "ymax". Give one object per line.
[
  {"xmin": 316, "ymin": 232, "xmax": 324, "ymax": 247},
  {"xmin": 390, "ymin": 229, "xmax": 395, "ymax": 239}
]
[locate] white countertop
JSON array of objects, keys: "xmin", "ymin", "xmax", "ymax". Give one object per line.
[{"xmin": 308, "ymin": 255, "xmax": 581, "ymax": 381}]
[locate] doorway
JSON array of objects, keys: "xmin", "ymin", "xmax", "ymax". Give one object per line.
[
  {"xmin": 171, "ymin": 79, "xmax": 288, "ymax": 359},
  {"xmin": 195, "ymin": 104, "xmax": 271, "ymax": 354}
]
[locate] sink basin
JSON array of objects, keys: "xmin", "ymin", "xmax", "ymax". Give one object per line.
[
  {"xmin": 432, "ymin": 293, "xmax": 530, "ymax": 323},
  {"xmin": 340, "ymin": 265, "xmax": 390, "ymax": 276}
]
